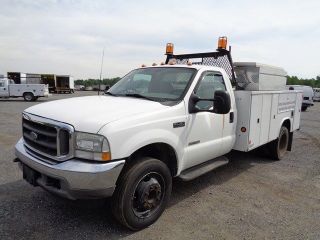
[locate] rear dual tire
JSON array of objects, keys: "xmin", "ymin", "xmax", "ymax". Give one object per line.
[
  {"xmin": 23, "ymin": 92, "xmax": 35, "ymax": 101},
  {"xmin": 268, "ymin": 126, "xmax": 289, "ymax": 160},
  {"xmin": 112, "ymin": 157, "xmax": 172, "ymax": 230}
]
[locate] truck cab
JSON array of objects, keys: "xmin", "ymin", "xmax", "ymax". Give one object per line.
[{"xmin": 0, "ymin": 79, "xmax": 16, "ymax": 97}]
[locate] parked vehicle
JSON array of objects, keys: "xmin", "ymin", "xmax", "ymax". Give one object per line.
[
  {"xmin": 313, "ymin": 88, "xmax": 320, "ymax": 102},
  {"xmin": 15, "ymin": 37, "xmax": 302, "ymax": 230},
  {"xmin": 56, "ymin": 75, "xmax": 74, "ymax": 93},
  {"xmin": 0, "ymin": 78, "xmax": 49, "ymax": 101},
  {"xmin": 75, "ymin": 85, "xmax": 85, "ymax": 91},
  {"xmin": 287, "ymin": 85, "xmax": 314, "ymax": 111},
  {"xmin": 41, "ymin": 74, "xmax": 74, "ymax": 93}
]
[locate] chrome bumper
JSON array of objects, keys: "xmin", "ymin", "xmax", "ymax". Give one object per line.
[{"xmin": 15, "ymin": 138, "xmax": 125, "ymax": 200}]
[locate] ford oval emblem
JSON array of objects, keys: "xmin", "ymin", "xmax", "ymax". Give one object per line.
[{"xmin": 30, "ymin": 131, "xmax": 38, "ymax": 140}]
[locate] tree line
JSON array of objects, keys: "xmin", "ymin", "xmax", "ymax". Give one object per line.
[
  {"xmin": 75, "ymin": 76, "xmax": 320, "ymax": 88},
  {"xmin": 75, "ymin": 77, "xmax": 121, "ymax": 87},
  {"xmin": 287, "ymin": 76, "xmax": 320, "ymax": 88}
]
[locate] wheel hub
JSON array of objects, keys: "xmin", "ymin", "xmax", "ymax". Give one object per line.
[{"xmin": 136, "ymin": 177, "xmax": 162, "ymax": 211}]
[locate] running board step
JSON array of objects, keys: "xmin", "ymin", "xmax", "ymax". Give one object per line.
[{"xmin": 179, "ymin": 156, "xmax": 229, "ymax": 181}]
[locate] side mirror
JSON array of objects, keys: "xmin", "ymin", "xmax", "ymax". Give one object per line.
[
  {"xmin": 213, "ymin": 90, "xmax": 231, "ymax": 114},
  {"xmin": 104, "ymin": 86, "xmax": 110, "ymax": 94},
  {"xmin": 188, "ymin": 90, "xmax": 231, "ymax": 114}
]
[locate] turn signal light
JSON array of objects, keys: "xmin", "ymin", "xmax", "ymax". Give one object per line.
[
  {"xmin": 218, "ymin": 36, "xmax": 227, "ymax": 50},
  {"xmin": 166, "ymin": 43, "xmax": 174, "ymax": 54},
  {"xmin": 101, "ymin": 152, "xmax": 111, "ymax": 161}
]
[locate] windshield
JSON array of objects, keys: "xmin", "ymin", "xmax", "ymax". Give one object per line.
[{"xmin": 108, "ymin": 67, "xmax": 196, "ymax": 101}]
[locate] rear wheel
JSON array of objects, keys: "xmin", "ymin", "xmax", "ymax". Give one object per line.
[
  {"xmin": 301, "ymin": 106, "xmax": 307, "ymax": 111},
  {"xmin": 269, "ymin": 126, "xmax": 289, "ymax": 160},
  {"xmin": 112, "ymin": 157, "xmax": 172, "ymax": 230},
  {"xmin": 23, "ymin": 92, "xmax": 34, "ymax": 101}
]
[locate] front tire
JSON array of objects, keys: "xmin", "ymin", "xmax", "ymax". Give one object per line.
[
  {"xmin": 112, "ymin": 157, "xmax": 172, "ymax": 230},
  {"xmin": 269, "ymin": 126, "xmax": 289, "ymax": 160}
]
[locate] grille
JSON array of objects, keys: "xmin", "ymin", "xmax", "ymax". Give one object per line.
[{"xmin": 22, "ymin": 116, "xmax": 72, "ymax": 160}]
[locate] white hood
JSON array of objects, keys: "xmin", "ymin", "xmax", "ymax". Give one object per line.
[{"xmin": 25, "ymin": 96, "xmax": 168, "ymax": 133}]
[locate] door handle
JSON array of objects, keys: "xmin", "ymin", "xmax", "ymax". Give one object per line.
[{"xmin": 229, "ymin": 112, "xmax": 234, "ymax": 123}]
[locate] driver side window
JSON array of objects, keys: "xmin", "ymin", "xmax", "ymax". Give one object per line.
[{"xmin": 194, "ymin": 72, "xmax": 226, "ymax": 110}]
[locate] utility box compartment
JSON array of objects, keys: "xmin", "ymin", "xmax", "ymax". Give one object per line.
[
  {"xmin": 234, "ymin": 62, "xmax": 287, "ymax": 91},
  {"xmin": 233, "ymin": 90, "xmax": 302, "ymax": 152}
]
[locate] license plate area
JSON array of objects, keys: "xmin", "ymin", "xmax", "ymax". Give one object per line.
[{"xmin": 22, "ymin": 164, "xmax": 40, "ymax": 186}]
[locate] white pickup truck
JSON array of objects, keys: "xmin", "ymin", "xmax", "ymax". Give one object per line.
[
  {"xmin": 15, "ymin": 38, "xmax": 302, "ymax": 230},
  {"xmin": 0, "ymin": 78, "xmax": 49, "ymax": 101}
]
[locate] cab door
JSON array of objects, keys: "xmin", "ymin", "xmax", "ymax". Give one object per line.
[
  {"xmin": 182, "ymin": 71, "xmax": 228, "ymax": 170},
  {"xmin": 0, "ymin": 80, "xmax": 9, "ymax": 97}
]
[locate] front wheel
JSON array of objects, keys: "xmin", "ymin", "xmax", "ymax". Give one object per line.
[
  {"xmin": 268, "ymin": 126, "xmax": 289, "ymax": 160},
  {"xmin": 112, "ymin": 157, "xmax": 172, "ymax": 230}
]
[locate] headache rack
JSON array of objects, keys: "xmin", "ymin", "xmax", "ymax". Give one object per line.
[{"xmin": 164, "ymin": 37, "xmax": 237, "ymax": 87}]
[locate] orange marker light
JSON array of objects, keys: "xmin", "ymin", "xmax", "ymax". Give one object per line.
[
  {"xmin": 166, "ymin": 43, "xmax": 174, "ymax": 54},
  {"xmin": 218, "ymin": 36, "xmax": 227, "ymax": 50},
  {"xmin": 101, "ymin": 152, "xmax": 111, "ymax": 161}
]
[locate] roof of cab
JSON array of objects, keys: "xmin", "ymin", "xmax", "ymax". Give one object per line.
[{"xmin": 137, "ymin": 64, "xmax": 226, "ymax": 72}]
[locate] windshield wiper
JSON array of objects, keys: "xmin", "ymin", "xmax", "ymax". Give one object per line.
[{"xmin": 124, "ymin": 93, "xmax": 155, "ymax": 101}]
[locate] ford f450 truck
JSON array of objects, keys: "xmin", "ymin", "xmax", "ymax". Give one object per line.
[{"xmin": 15, "ymin": 37, "xmax": 302, "ymax": 230}]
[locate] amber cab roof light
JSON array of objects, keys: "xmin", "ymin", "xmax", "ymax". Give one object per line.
[
  {"xmin": 218, "ymin": 36, "xmax": 227, "ymax": 50},
  {"xmin": 166, "ymin": 43, "xmax": 174, "ymax": 55}
]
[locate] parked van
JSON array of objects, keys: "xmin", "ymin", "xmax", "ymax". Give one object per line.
[
  {"xmin": 287, "ymin": 85, "xmax": 314, "ymax": 111},
  {"xmin": 313, "ymin": 88, "xmax": 320, "ymax": 102}
]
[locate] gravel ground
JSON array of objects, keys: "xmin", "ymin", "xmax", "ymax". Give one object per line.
[{"xmin": 0, "ymin": 92, "xmax": 319, "ymax": 240}]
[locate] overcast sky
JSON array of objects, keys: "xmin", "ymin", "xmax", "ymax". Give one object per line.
[{"xmin": 0, "ymin": 0, "xmax": 319, "ymax": 79}]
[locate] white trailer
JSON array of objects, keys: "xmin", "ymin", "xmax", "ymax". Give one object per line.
[
  {"xmin": 55, "ymin": 75, "xmax": 74, "ymax": 93},
  {"xmin": 26, "ymin": 73, "xmax": 42, "ymax": 84},
  {"xmin": 0, "ymin": 79, "xmax": 49, "ymax": 101}
]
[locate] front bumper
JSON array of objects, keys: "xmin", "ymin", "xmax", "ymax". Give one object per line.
[
  {"xmin": 15, "ymin": 138, "xmax": 125, "ymax": 200},
  {"xmin": 302, "ymin": 101, "xmax": 314, "ymax": 107}
]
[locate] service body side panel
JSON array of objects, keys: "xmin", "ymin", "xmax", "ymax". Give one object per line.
[
  {"xmin": 248, "ymin": 94, "xmax": 262, "ymax": 150},
  {"xmin": 8, "ymin": 84, "xmax": 48, "ymax": 97},
  {"xmin": 260, "ymin": 94, "xmax": 272, "ymax": 145},
  {"xmin": 233, "ymin": 90, "xmax": 301, "ymax": 152}
]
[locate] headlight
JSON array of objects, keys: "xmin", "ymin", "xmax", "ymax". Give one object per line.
[{"xmin": 75, "ymin": 132, "xmax": 111, "ymax": 161}]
